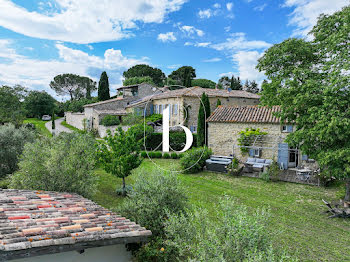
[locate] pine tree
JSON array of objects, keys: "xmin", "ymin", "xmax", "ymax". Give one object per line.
[
  {"xmin": 98, "ymin": 71, "xmax": 110, "ymax": 101},
  {"xmin": 197, "ymin": 93, "xmax": 211, "ymax": 146},
  {"xmin": 51, "ymin": 110, "xmax": 55, "ymax": 131}
]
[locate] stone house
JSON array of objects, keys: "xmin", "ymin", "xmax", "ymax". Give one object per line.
[
  {"xmin": 0, "ymin": 189, "xmax": 151, "ymax": 262},
  {"xmin": 126, "ymin": 86, "xmax": 260, "ymax": 132},
  {"xmin": 65, "ymin": 83, "xmax": 159, "ymax": 131},
  {"xmin": 207, "ymin": 105, "xmax": 311, "ymax": 170}
]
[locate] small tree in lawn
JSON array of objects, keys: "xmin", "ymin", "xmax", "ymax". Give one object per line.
[{"xmin": 97, "ymin": 127, "xmax": 142, "ymax": 196}]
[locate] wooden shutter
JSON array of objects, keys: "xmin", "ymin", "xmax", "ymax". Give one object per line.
[
  {"xmin": 287, "ymin": 125, "xmax": 293, "ymax": 132},
  {"xmin": 278, "ymin": 143, "xmax": 289, "ymax": 170}
]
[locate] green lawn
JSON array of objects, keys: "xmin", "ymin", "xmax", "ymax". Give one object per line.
[
  {"xmin": 23, "ymin": 118, "xmax": 52, "ymax": 137},
  {"xmin": 92, "ymin": 159, "xmax": 350, "ymax": 262}
]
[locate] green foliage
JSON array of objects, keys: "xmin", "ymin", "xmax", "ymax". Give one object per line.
[
  {"xmin": 121, "ymin": 113, "xmax": 143, "ymax": 126},
  {"xmin": 98, "ymin": 71, "xmax": 110, "ymax": 101},
  {"xmin": 0, "ymin": 124, "xmax": 36, "ymax": 178},
  {"xmin": 140, "ymin": 151, "xmax": 147, "ymax": 158},
  {"xmin": 267, "ymin": 161, "xmax": 280, "ymax": 182},
  {"xmin": 180, "ymin": 146, "xmax": 212, "ymax": 173},
  {"xmin": 51, "ymin": 110, "xmax": 55, "ymax": 130},
  {"xmin": 117, "ymin": 170, "xmax": 188, "ymax": 260},
  {"xmin": 154, "ymin": 151, "xmax": 163, "ymax": 158},
  {"xmin": 237, "ymin": 128, "xmax": 268, "ymax": 154},
  {"xmin": 23, "ymin": 91, "xmax": 56, "ymax": 118},
  {"xmin": 0, "ymin": 177, "xmax": 10, "ymax": 189},
  {"xmin": 216, "ymin": 98, "xmax": 221, "ymax": 107},
  {"xmin": 230, "ymin": 75, "xmax": 242, "ymax": 90},
  {"xmin": 164, "ymin": 197, "xmax": 294, "ymax": 262},
  {"xmin": 191, "ymin": 78, "xmax": 216, "ymax": 89},
  {"xmin": 123, "ymin": 76, "xmax": 154, "ymax": 86},
  {"xmin": 260, "ymin": 172, "xmax": 270, "ymax": 182},
  {"xmin": 197, "ymin": 92, "xmax": 210, "ymax": 147},
  {"xmin": 50, "ymin": 74, "xmax": 96, "ymax": 100},
  {"xmin": 23, "ymin": 118, "xmax": 52, "ymax": 137},
  {"xmin": 227, "ymin": 157, "xmax": 243, "ymax": 176},
  {"xmin": 256, "ymin": 6, "xmax": 350, "ymax": 200},
  {"xmin": 123, "ymin": 64, "xmax": 166, "ymax": 86},
  {"xmin": 245, "ymin": 80, "xmax": 259, "ymax": 94},
  {"xmin": 163, "ymin": 152, "xmax": 170, "ymax": 159},
  {"xmin": 0, "ymin": 85, "xmax": 26, "ymax": 126},
  {"xmin": 145, "ymin": 113, "xmax": 162, "ymax": 123},
  {"xmin": 145, "ymin": 132, "xmax": 197, "ymax": 151},
  {"xmin": 97, "ymin": 127, "xmax": 142, "ymax": 195},
  {"xmin": 169, "ymin": 66, "xmax": 196, "ymax": 87},
  {"xmin": 10, "ymin": 133, "xmax": 97, "ymax": 197},
  {"xmin": 100, "ymin": 115, "xmax": 120, "ymax": 126},
  {"xmin": 63, "ymin": 97, "xmax": 97, "ymax": 113},
  {"xmin": 171, "ymin": 152, "xmax": 178, "ymax": 159}
]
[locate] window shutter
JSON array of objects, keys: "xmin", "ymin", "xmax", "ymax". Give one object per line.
[
  {"xmin": 287, "ymin": 125, "xmax": 293, "ymax": 132},
  {"xmin": 150, "ymin": 104, "xmax": 153, "ymax": 115},
  {"xmin": 277, "ymin": 143, "xmax": 289, "ymax": 170},
  {"xmin": 249, "ymin": 149, "xmax": 254, "ymax": 157},
  {"xmin": 302, "ymin": 155, "xmax": 308, "ymax": 161}
]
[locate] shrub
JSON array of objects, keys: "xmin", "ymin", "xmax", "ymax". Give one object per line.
[
  {"xmin": 171, "ymin": 152, "xmax": 178, "ymax": 159},
  {"xmin": 116, "ymin": 185, "xmax": 133, "ymax": 196},
  {"xmin": 145, "ymin": 132, "xmax": 197, "ymax": 151},
  {"xmin": 237, "ymin": 128, "xmax": 268, "ymax": 154},
  {"xmin": 100, "ymin": 115, "xmax": 120, "ymax": 126},
  {"xmin": 163, "ymin": 152, "xmax": 170, "ymax": 159},
  {"xmin": 227, "ymin": 157, "xmax": 243, "ymax": 176},
  {"xmin": 0, "ymin": 177, "xmax": 10, "ymax": 189},
  {"xmin": 163, "ymin": 197, "xmax": 295, "ymax": 262},
  {"xmin": 180, "ymin": 146, "xmax": 212, "ymax": 173},
  {"xmin": 10, "ymin": 133, "xmax": 97, "ymax": 197},
  {"xmin": 178, "ymin": 153, "xmax": 185, "ymax": 158},
  {"xmin": 140, "ymin": 151, "xmax": 148, "ymax": 158},
  {"xmin": 267, "ymin": 161, "xmax": 280, "ymax": 182},
  {"xmin": 260, "ymin": 172, "xmax": 270, "ymax": 182},
  {"xmin": 155, "ymin": 152, "xmax": 163, "ymax": 158},
  {"xmin": 0, "ymin": 124, "xmax": 36, "ymax": 178}
]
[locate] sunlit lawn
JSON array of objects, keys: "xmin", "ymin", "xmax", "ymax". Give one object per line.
[
  {"xmin": 23, "ymin": 118, "xmax": 52, "ymax": 137},
  {"xmin": 93, "ymin": 159, "xmax": 350, "ymax": 262}
]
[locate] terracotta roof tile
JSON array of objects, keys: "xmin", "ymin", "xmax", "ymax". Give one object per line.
[
  {"xmin": 207, "ymin": 105, "xmax": 281, "ymax": 124},
  {"xmin": 0, "ymin": 189, "xmax": 151, "ymax": 256}
]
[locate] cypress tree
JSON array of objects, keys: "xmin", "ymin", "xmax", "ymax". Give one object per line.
[
  {"xmin": 51, "ymin": 110, "xmax": 55, "ymax": 131},
  {"xmin": 98, "ymin": 71, "xmax": 110, "ymax": 101},
  {"xmin": 216, "ymin": 99, "xmax": 221, "ymax": 107},
  {"xmin": 197, "ymin": 93, "xmax": 211, "ymax": 146}
]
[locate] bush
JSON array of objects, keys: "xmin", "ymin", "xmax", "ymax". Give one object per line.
[
  {"xmin": 10, "ymin": 133, "xmax": 97, "ymax": 197},
  {"xmin": 227, "ymin": 157, "xmax": 243, "ymax": 176},
  {"xmin": 163, "ymin": 197, "xmax": 295, "ymax": 262},
  {"xmin": 0, "ymin": 124, "xmax": 36, "ymax": 178},
  {"xmin": 163, "ymin": 153, "xmax": 170, "ymax": 159},
  {"xmin": 180, "ymin": 146, "xmax": 212, "ymax": 173},
  {"xmin": 145, "ymin": 132, "xmax": 198, "ymax": 151},
  {"xmin": 171, "ymin": 152, "xmax": 178, "ymax": 159},
  {"xmin": 117, "ymin": 170, "xmax": 188, "ymax": 261},
  {"xmin": 178, "ymin": 153, "xmax": 185, "ymax": 158},
  {"xmin": 0, "ymin": 177, "xmax": 10, "ymax": 189},
  {"xmin": 155, "ymin": 152, "xmax": 163, "ymax": 158},
  {"xmin": 267, "ymin": 161, "xmax": 280, "ymax": 182},
  {"xmin": 260, "ymin": 172, "xmax": 270, "ymax": 182},
  {"xmin": 100, "ymin": 115, "xmax": 120, "ymax": 126},
  {"xmin": 116, "ymin": 185, "xmax": 133, "ymax": 196},
  {"xmin": 140, "ymin": 151, "xmax": 148, "ymax": 158}
]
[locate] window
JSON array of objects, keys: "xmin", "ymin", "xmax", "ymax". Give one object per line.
[
  {"xmin": 282, "ymin": 125, "xmax": 288, "ymax": 132},
  {"xmin": 159, "ymin": 104, "xmax": 163, "ymax": 114},
  {"xmin": 173, "ymin": 104, "xmax": 178, "ymax": 115},
  {"xmin": 282, "ymin": 125, "xmax": 293, "ymax": 133},
  {"xmin": 253, "ymin": 148, "xmax": 261, "ymax": 157},
  {"xmin": 190, "ymin": 126, "xmax": 197, "ymax": 133},
  {"xmin": 155, "ymin": 105, "xmax": 158, "ymax": 114}
]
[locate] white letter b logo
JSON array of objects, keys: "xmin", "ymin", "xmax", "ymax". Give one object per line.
[{"xmin": 162, "ymin": 106, "xmax": 193, "ymax": 152}]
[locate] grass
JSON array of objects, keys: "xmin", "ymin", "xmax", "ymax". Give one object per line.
[
  {"xmin": 61, "ymin": 120, "xmax": 83, "ymax": 133},
  {"xmin": 92, "ymin": 159, "xmax": 350, "ymax": 262},
  {"xmin": 23, "ymin": 118, "xmax": 52, "ymax": 137}
]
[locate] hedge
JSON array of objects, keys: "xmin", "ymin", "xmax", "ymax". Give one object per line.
[{"xmin": 144, "ymin": 132, "xmax": 197, "ymax": 151}]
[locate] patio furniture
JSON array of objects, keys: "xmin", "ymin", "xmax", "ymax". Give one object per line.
[
  {"xmin": 206, "ymin": 155, "xmax": 233, "ymax": 173},
  {"xmin": 296, "ymin": 168, "xmax": 312, "ymax": 182},
  {"xmin": 245, "ymin": 158, "xmax": 273, "ymax": 172}
]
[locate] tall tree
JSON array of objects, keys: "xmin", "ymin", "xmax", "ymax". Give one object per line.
[
  {"xmin": 98, "ymin": 71, "xmax": 110, "ymax": 101},
  {"xmin": 123, "ymin": 76, "xmax": 154, "ymax": 86},
  {"xmin": 257, "ymin": 6, "xmax": 350, "ymax": 201},
  {"xmin": 216, "ymin": 99, "xmax": 221, "ymax": 107},
  {"xmin": 0, "ymin": 85, "xmax": 26, "ymax": 126},
  {"xmin": 123, "ymin": 64, "xmax": 166, "ymax": 86},
  {"xmin": 50, "ymin": 74, "xmax": 96, "ymax": 100},
  {"xmin": 169, "ymin": 66, "xmax": 196, "ymax": 86},
  {"xmin": 191, "ymin": 79, "xmax": 216, "ymax": 89},
  {"xmin": 23, "ymin": 91, "xmax": 56, "ymax": 118},
  {"xmin": 217, "ymin": 76, "xmax": 231, "ymax": 89},
  {"xmin": 197, "ymin": 93, "xmax": 211, "ymax": 146}
]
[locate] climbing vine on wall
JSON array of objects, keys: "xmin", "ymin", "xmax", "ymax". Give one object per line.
[{"xmin": 237, "ymin": 128, "xmax": 268, "ymax": 154}]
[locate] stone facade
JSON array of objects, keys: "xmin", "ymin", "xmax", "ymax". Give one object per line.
[
  {"xmin": 98, "ymin": 125, "xmax": 130, "ymax": 138},
  {"xmin": 65, "ymin": 112, "xmax": 86, "ymax": 130}
]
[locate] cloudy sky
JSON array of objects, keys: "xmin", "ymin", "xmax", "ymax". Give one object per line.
[{"xmin": 0, "ymin": 0, "xmax": 348, "ymax": 98}]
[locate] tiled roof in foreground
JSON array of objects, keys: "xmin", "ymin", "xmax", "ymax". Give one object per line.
[
  {"xmin": 207, "ymin": 105, "xmax": 281, "ymax": 124},
  {"xmin": 0, "ymin": 189, "xmax": 151, "ymax": 260}
]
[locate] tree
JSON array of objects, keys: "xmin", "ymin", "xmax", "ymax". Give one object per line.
[
  {"xmin": 23, "ymin": 91, "xmax": 56, "ymax": 118},
  {"xmin": 51, "ymin": 110, "xmax": 55, "ymax": 130},
  {"xmin": 123, "ymin": 64, "xmax": 166, "ymax": 86},
  {"xmin": 247, "ymin": 80, "xmax": 259, "ymax": 93},
  {"xmin": 169, "ymin": 66, "xmax": 196, "ymax": 86},
  {"xmin": 10, "ymin": 133, "xmax": 97, "ymax": 197},
  {"xmin": 50, "ymin": 74, "xmax": 96, "ymax": 100},
  {"xmin": 97, "ymin": 127, "xmax": 142, "ymax": 196},
  {"xmin": 197, "ymin": 92, "xmax": 210, "ymax": 146},
  {"xmin": 98, "ymin": 71, "xmax": 110, "ymax": 101},
  {"xmin": 191, "ymin": 79, "xmax": 216, "ymax": 89},
  {"xmin": 217, "ymin": 76, "xmax": 230, "ymax": 89},
  {"xmin": 123, "ymin": 76, "xmax": 154, "ymax": 86},
  {"xmin": 256, "ymin": 6, "xmax": 350, "ymax": 201},
  {"xmin": 230, "ymin": 76, "xmax": 242, "ymax": 90},
  {"xmin": 216, "ymin": 99, "xmax": 221, "ymax": 107},
  {"xmin": 0, "ymin": 124, "xmax": 36, "ymax": 178},
  {"xmin": 0, "ymin": 85, "xmax": 26, "ymax": 126}
]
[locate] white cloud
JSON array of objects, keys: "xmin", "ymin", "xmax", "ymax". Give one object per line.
[
  {"xmin": 195, "ymin": 42, "xmax": 211, "ymax": 47},
  {"xmin": 224, "ymin": 26, "xmax": 231, "ymax": 32},
  {"xmin": 0, "ymin": 40, "xmax": 147, "ymax": 98},
  {"xmin": 0, "ymin": 0, "xmax": 187, "ymax": 44},
  {"xmin": 198, "ymin": 9, "xmax": 213, "ymax": 19},
  {"xmin": 284, "ymin": 0, "xmax": 348, "ymax": 37},
  {"xmin": 203, "ymin": 57, "xmax": 221, "ymax": 62},
  {"xmin": 226, "ymin": 2, "xmax": 234, "ymax": 11},
  {"xmin": 232, "ymin": 50, "xmax": 265, "ymax": 82},
  {"xmin": 167, "ymin": 64, "xmax": 182, "ymax": 69},
  {"xmin": 180, "ymin": 25, "xmax": 204, "ymax": 37},
  {"xmin": 211, "ymin": 32, "xmax": 271, "ymax": 51},
  {"xmin": 184, "ymin": 42, "xmax": 193, "ymax": 46},
  {"xmin": 86, "ymin": 45, "xmax": 94, "ymax": 50},
  {"xmin": 254, "ymin": 3, "xmax": 267, "ymax": 11},
  {"xmin": 157, "ymin": 32, "xmax": 177, "ymax": 42},
  {"xmin": 213, "ymin": 3, "xmax": 221, "ymax": 8}
]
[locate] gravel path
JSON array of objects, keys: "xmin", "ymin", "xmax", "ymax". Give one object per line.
[{"xmin": 45, "ymin": 118, "xmax": 73, "ymax": 135}]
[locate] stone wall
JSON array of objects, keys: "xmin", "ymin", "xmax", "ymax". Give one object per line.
[
  {"xmin": 65, "ymin": 112, "xmax": 86, "ymax": 130},
  {"xmin": 98, "ymin": 125, "xmax": 130, "ymax": 138},
  {"xmin": 207, "ymin": 122, "xmax": 287, "ymax": 161}
]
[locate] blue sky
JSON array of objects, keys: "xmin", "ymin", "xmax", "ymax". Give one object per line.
[{"xmin": 0, "ymin": 0, "xmax": 348, "ymax": 99}]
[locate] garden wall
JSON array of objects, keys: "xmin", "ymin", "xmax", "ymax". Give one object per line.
[
  {"xmin": 98, "ymin": 125, "xmax": 130, "ymax": 137},
  {"xmin": 65, "ymin": 112, "xmax": 85, "ymax": 130}
]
